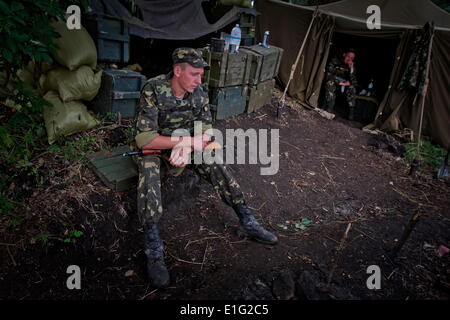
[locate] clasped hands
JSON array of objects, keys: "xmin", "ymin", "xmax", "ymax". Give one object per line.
[{"xmin": 169, "ymin": 134, "xmax": 211, "ymax": 167}]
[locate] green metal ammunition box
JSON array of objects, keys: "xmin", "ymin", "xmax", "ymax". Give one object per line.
[
  {"xmin": 246, "ymin": 79, "xmax": 275, "ymax": 113},
  {"xmin": 88, "ymin": 69, "xmax": 146, "ymax": 118},
  {"xmin": 83, "ymin": 14, "xmax": 130, "ymax": 63},
  {"xmin": 86, "ymin": 145, "xmax": 138, "ymax": 192},
  {"xmin": 209, "ymin": 85, "xmax": 248, "ymax": 120},
  {"xmin": 203, "ymin": 50, "xmax": 252, "ymax": 87},
  {"xmin": 240, "ymin": 45, "xmax": 284, "ymax": 85}
]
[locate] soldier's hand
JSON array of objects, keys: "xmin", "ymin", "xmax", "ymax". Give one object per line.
[
  {"xmin": 347, "ymin": 61, "xmax": 355, "ymax": 73},
  {"xmin": 191, "ymin": 134, "xmax": 211, "ymax": 151},
  {"xmin": 169, "ymin": 146, "xmax": 191, "ymax": 167}
]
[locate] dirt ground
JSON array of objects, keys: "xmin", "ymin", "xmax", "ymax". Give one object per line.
[{"xmin": 1, "ymin": 90, "xmax": 449, "ymax": 300}]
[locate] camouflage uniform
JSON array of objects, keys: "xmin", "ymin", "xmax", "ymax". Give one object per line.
[
  {"xmin": 134, "ymin": 48, "xmax": 245, "ymax": 229},
  {"xmin": 324, "ymin": 56, "xmax": 358, "ymax": 113}
]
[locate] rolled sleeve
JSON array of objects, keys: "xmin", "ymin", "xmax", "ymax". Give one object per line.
[{"xmin": 135, "ymin": 88, "xmax": 160, "ymax": 148}]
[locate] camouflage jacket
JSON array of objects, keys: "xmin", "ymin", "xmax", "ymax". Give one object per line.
[
  {"xmin": 326, "ymin": 57, "xmax": 358, "ymax": 88},
  {"xmin": 134, "ymin": 73, "xmax": 213, "ymax": 148}
]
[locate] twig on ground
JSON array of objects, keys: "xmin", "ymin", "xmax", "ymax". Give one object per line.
[
  {"xmin": 327, "ymin": 222, "xmax": 352, "ymax": 287},
  {"xmin": 249, "ymin": 201, "xmax": 267, "ymax": 211},
  {"xmin": 166, "ymin": 249, "xmax": 204, "ymax": 265},
  {"xmin": 392, "ymin": 187, "xmax": 438, "ymax": 209},
  {"xmin": 353, "ymin": 227, "xmax": 378, "ymax": 243},
  {"xmin": 322, "ymin": 162, "xmax": 336, "ymax": 186},
  {"xmin": 0, "ymin": 242, "xmax": 16, "ymax": 246},
  {"xmin": 389, "ymin": 210, "xmax": 422, "ymax": 259},
  {"xmin": 6, "ymin": 246, "xmax": 17, "ymax": 266},
  {"xmin": 139, "ymin": 288, "xmax": 159, "ymax": 300},
  {"xmin": 200, "ymin": 242, "xmax": 209, "ymax": 272},
  {"xmin": 184, "ymin": 236, "xmax": 225, "ymax": 249},
  {"xmin": 279, "ymin": 140, "xmax": 303, "ymax": 152},
  {"xmin": 319, "ymin": 155, "xmax": 346, "ymax": 161}
]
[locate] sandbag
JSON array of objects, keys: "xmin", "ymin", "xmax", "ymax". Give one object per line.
[
  {"xmin": 43, "ymin": 91, "xmax": 99, "ymax": 144},
  {"xmin": 51, "ymin": 20, "xmax": 97, "ymax": 71},
  {"xmin": 40, "ymin": 66, "xmax": 102, "ymax": 102}
]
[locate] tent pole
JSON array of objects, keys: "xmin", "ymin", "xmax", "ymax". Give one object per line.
[
  {"xmin": 277, "ymin": 5, "xmax": 319, "ymax": 118},
  {"xmin": 410, "ymin": 24, "xmax": 434, "ymax": 176}
]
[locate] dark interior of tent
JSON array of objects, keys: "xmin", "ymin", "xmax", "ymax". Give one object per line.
[{"xmin": 319, "ymin": 32, "xmax": 399, "ymax": 124}]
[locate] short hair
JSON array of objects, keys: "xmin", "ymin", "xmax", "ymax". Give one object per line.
[
  {"xmin": 344, "ymin": 48, "xmax": 356, "ymax": 55},
  {"xmin": 174, "ymin": 62, "xmax": 187, "ymax": 70}
]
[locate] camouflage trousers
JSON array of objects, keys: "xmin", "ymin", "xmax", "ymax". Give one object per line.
[
  {"xmin": 324, "ymin": 80, "xmax": 356, "ymax": 111},
  {"xmin": 136, "ymin": 154, "xmax": 245, "ymax": 229}
]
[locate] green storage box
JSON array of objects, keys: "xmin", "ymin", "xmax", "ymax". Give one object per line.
[
  {"xmin": 83, "ymin": 14, "xmax": 130, "ymax": 63},
  {"xmin": 203, "ymin": 50, "xmax": 252, "ymax": 87},
  {"xmin": 88, "ymin": 69, "xmax": 146, "ymax": 118},
  {"xmin": 239, "ymin": 13, "xmax": 256, "ymax": 37},
  {"xmin": 246, "ymin": 79, "xmax": 275, "ymax": 113},
  {"xmin": 240, "ymin": 45, "xmax": 284, "ymax": 85},
  {"xmin": 209, "ymin": 85, "xmax": 248, "ymax": 120},
  {"xmin": 86, "ymin": 145, "xmax": 138, "ymax": 192}
]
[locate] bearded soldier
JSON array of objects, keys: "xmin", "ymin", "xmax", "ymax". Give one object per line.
[{"xmin": 134, "ymin": 48, "xmax": 278, "ymax": 288}]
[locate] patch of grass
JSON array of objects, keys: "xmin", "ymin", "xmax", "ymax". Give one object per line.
[
  {"xmin": 35, "ymin": 233, "xmax": 49, "ymax": 244},
  {"xmin": 404, "ymin": 138, "xmax": 447, "ymax": 168},
  {"xmin": 63, "ymin": 229, "xmax": 84, "ymax": 243}
]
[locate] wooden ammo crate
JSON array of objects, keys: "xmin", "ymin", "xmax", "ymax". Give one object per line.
[
  {"xmin": 209, "ymin": 85, "xmax": 248, "ymax": 120},
  {"xmin": 88, "ymin": 69, "xmax": 146, "ymax": 118},
  {"xmin": 86, "ymin": 145, "xmax": 138, "ymax": 192},
  {"xmin": 203, "ymin": 50, "xmax": 252, "ymax": 87},
  {"xmin": 246, "ymin": 78, "xmax": 275, "ymax": 113},
  {"xmin": 83, "ymin": 14, "xmax": 130, "ymax": 63},
  {"xmin": 240, "ymin": 45, "xmax": 284, "ymax": 85}
]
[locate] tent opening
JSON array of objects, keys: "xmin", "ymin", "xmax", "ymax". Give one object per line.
[{"xmin": 319, "ymin": 31, "xmax": 399, "ymax": 125}]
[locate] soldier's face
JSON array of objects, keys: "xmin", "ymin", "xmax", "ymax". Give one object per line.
[
  {"xmin": 175, "ymin": 64, "xmax": 204, "ymax": 93},
  {"xmin": 343, "ymin": 52, "xmax": 355, "ymax": 64}
]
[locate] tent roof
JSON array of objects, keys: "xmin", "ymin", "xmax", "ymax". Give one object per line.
[
  {"xmin": 89, "ymin": 0, "xmax": 254, "ymax": 39},
  {"xmin": 293, "ymin": 0, "xmax": 450, "ymax": 31}
]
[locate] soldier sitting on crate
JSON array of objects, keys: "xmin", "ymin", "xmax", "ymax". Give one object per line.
[
  {"xmin": 133, "ymin": 47, "xmax": 278, "ymax": 288},
  {"xmin": 324, "ymin": 48, "xmax": 358, "ymax": 120}
]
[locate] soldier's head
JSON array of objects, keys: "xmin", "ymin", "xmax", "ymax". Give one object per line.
[
  {"xmin": 171, "ymin": 48, "xmax": 209, "ymax": 93},
  {"xmin": 342, "ymin": 48, "xmax": 356, "ymax": 64}
]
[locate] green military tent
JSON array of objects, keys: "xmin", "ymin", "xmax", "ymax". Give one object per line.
[{"xmin": 256, "ymin": 0, "xmax": 450, "ymax": 148}]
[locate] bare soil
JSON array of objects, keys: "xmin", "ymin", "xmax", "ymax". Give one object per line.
[{"xmin": 1, "ymin": 90, "xmax": 449, "ymax": 300}]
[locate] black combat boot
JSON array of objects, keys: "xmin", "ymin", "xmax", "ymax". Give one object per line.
[
  {"xmin": 143, "ymin": 224, "xmax": 170, "ymax": 288},
  {"xmin": 233, "ymin": 204, "xmax": 278, "ymax": 245}
]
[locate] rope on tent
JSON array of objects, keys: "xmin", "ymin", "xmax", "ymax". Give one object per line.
[
  {"xmin": 409, "ymin": 22, "xmax": 435, "ymax": 177},
  {"xmin": 277, "ymin": 5, "xmax": 319, "ymax": 118}
]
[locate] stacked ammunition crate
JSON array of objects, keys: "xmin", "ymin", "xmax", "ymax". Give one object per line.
[
  {"xmin": 239, "ymin": 12, "xmax": 257, "ymax": 46},
  {"xmin": 201, "ymin": 46, "xmax": 252, "ymax": 121},
  {"xmin": 240, "ymin": 45, "xmax": 284, "ymax": 113}
]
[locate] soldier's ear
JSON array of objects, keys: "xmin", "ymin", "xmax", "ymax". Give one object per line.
[{"xmin": 173, "ymin": 65, "xmax": 181, "ymax": 77}]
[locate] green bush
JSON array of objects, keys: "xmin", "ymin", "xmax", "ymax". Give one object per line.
[
  {"xmin": 0, "ymin": 0, "xmax": 89, "ymax": 216},
  {"xmin": 404, "ymin": 138, "xmax": 447, "ymax": 168}
]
